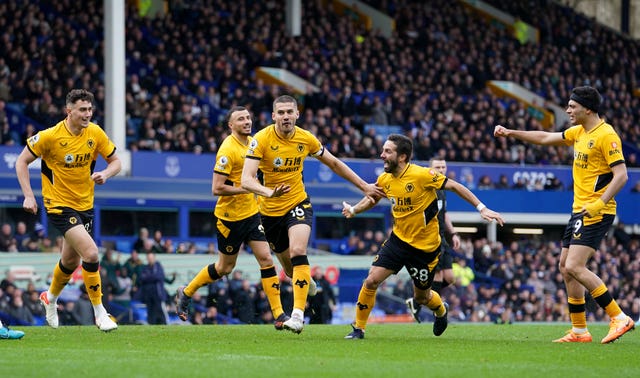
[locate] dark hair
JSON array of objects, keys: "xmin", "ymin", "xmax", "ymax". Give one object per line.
[
  {"xmin": 273, "ymin": 95, "xmax": 297, "ymax": 110},
  {"xmin": 570, "ymin": 86, "xmax": 601, "ymax": 113},
  {"xmin": 388, "ymin": 134, "xmax": 413, "ymax": 161},
  {"xmin": 66, "ymin": 89, "xmax": 94, "ymax": 106},
  {"xmin": 225, "ymin": 106, "xmax": 248, "ymax": 124}
]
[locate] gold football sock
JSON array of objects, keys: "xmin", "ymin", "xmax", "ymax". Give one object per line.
[
  {"xmin": 292, "ymin": 264, "xmax": 311, "ymax": 311},
  {"xmin": 568, "ymin": 296, "xmax": 587, "ymax": 329},
  {"xmin": 355, "ymin": 285, "xmax": 376, "ymax": 330},
  {"xmin": 49, "ymin": 260, "xmax": 74, "ymax": 297},
  {"xmin": 260, "ymin": 265, "xmax": 284, "ymax": 318},
  {"xmin": 426, "ymin": 291, "xmax": 446, "ymax": 317},
  {"xmin": 81, "ymin": 262, "xmax": 103, "ymax": 305},
  {"xmin": 184, "ymin": 265, "xmax": 217, "ymax": 297},
  {"xmin": 591, "ymin": 284, "xmax": 623, "ymax": 318}
]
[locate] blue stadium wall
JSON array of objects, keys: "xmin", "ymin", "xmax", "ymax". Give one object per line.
[{"xmin": 2, "ymin": 146, "xmax": 640, "ymax": 241}]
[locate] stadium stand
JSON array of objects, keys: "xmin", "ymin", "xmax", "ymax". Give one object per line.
[{"xmin": 1, "ymin": 0, "xmax": 639, "ymax": 325}]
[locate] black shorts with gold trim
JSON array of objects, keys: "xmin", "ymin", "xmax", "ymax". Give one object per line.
[
  {"xmin": 48, "ymin": 207, "xmax": 94, "ymax": 236},
  {"xmin": 216, "ymin": 213, "xmax": 267, "ymax": 255},
  {"xmin": 561, "ymin": 213, "xmax": 614, "ymax": 250},
  {"xmin": 373, "ymin": 232, "xmax": 440, "ymax": 290},
  {"xmin": 260, "ymin": 198, "xmax": 313, "ymax": 254}
]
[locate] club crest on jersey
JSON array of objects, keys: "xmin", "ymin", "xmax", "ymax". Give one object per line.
[
  {"xmin": 405, "ymin": 183, "xmax": 414, "ymax": 193},
  {"xmin": 69, "ymin": 217, "xmax": 78, "ymax": 225},
  {"xmin": 588, "ymin": 140, "xmax": 595, "ymax": 149},
  {"xmin": 297, "ymin": 144, "xmax": 304, "ymax": 153},
  {"xmin": 87, "ymin": 139, "xmax": 95, "ymax": 149}
]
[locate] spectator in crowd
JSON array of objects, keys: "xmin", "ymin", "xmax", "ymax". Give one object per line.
[
  {"xmin": 22, "ymin": 284, "xmax": 44, "ymax": 319},
  {"xmin": 452, "ymin": 258, "xmax": 475, "ymax": 287},
  {"xmin": 544, "ymin": 177, "xmax": 564, "ymax": 191},
  {"xmin": 306, "ymin": 266, "xmax": 337, "ymax": 324},
  {"xmin": 138, "ymin": 252, "xmax": 175, "ymax": 325},
  {"xmin": 100, "ymin": 248, "xmax": 122, "ymax": 295},
  {"xmin": 0, "ymin": 223, "xmax": 15, "ymax": 252},
  {"xmin": 13, "ymin": 222, "xmax": 29, "ymax": 252},
  {"xmin": 132, "ymin": 227, "xmax": 150, "ymax": 253},
  {"xmin": 123, "ymin": 249, "xmax": 143, "ymax": 291},
  {"xmin": 477, "ymin": 175, "xmax": 495, "ymax": 190},
  {"xmin": 151, "ymin": 229, "xmax": 168, "ymax": 254},
  {"xmin": 231, "ymin": 279, "xmax": 256, "ymax": 324},
  {"xmin": 72, "ymin": 284, "xmax": 96, "ymax": 326},
  {"xmin": 6, "ymin": 287, "xmax": 33, "ymax": 325},
  {"xmin": 495, "ymin": 174, "xmax": 510, "ymax": 189}
]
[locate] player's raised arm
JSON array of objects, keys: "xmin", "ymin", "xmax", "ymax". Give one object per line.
[
  {"xmin": 316, "ymin": 148, "xmax": 385, "ymax": 201},
  {"xmin": 494, "ymin": 124, "xmax": 565, "ymax": 146},
  {"xmin": 443, "ymin": 179, "xmax": 505, "ymax": 226}
]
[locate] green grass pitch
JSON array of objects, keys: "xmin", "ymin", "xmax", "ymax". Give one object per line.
[{"xmin": 1, "ymin": 323, "xmax": 637, "ymax": 378}]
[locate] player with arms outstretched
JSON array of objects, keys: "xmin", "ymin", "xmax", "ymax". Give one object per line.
[
  {"xmin": 495, "ymin": 85, "xmax": 633, "ymax": 343},
  {"xmin": 342, "ymin": 134, "xmax": 504, "ymax": 339}
]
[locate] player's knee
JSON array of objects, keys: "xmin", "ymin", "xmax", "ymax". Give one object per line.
[
  {"xmin": 288, "ymin": 245, "xmax": 307, "ymax": 257},
  {"xmin": 254, "ymin": 254, "xmax": 274, "ymax": 268},
  {"xmin": 216, "ymin": 264, "xmax": 234, "ymax": 276},
  {"xmin": 562, "ymin": 263, "xmax": 582, "ymax": 278},
  {"xmin": 82, "ymin": 246, "xmax": 100, "ymax": 263},
  {"xmin": 363, "ymin": 276, "xmax": 381, "ymax": 290}
]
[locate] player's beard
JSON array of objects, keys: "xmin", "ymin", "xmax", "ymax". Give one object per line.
[{"xmin": 383, "ymin": 158, "xmax": 398, "ymax": 173}]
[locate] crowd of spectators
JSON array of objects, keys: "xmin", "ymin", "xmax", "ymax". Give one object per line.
[
  {"xmin": 2, "ymin": 0, "xmax": 640, "ymax": 326},
  {"xmin": 0, "ymin": 221, "xmax": 62, "ymax": 253},
  {"xmin": 3, "ymin": 225, "xmax": 638, "ymax": 326},
  {"xmin": 1, "ymin": 1, "xmax": 640, "ymax": 178}
]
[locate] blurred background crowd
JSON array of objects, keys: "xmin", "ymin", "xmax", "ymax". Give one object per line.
[{"xmin": 1, "ymin": 0, "xmax": 639, "ymax": 326}]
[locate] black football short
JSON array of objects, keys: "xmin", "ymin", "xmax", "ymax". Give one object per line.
[
  {"xmin": 561, "ymin": 213, "xmax": 614, "ymax": 250},
  {"xmin": 373, "ymin": 232, "xmax": 440, "ymax": 290},
  {"xmin": 48, "ymin": 207, "xmax": 94, "ymax": 236},
  {"xmin": 436, "ymin": 244, "xmax": 453, "ymax": 271},
  {"xmin": 260, "ymin": 198, "xmax": 313, "ymax": 253},
  {"xmin": 216, "ymin": 213, "xmax": 267, "ymax": 255}
]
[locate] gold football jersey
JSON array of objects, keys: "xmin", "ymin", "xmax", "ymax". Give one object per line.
[
  {"xmin": 245, "ymin": 125, "xmax": 323, "ymax": 216},
  {"xmin": 26, "ymin": 121, "xmax": 116, "ymax": 213},
  {"xmin": 377, "ymin": 163, "xmax": 447, "ymax": 252},
  {"xmin": 213, "ymin": 134, "xmax": 259, "ymax": 221},
  {"xmin": 563, "ymin": 121, "xmax": 624, "ymax": 216}
]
